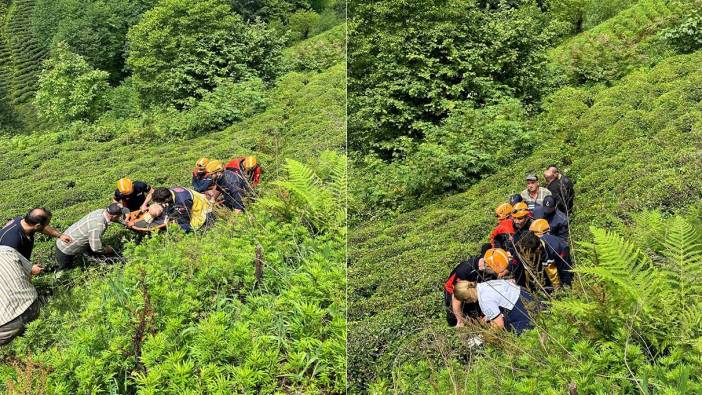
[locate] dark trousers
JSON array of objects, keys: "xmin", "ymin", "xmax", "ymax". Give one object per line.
[
  {"xmin": 503, "ymin": 290, "xmax": 539, "ymax": 335},
  {"xmin": 0, "ymin": 299, "xmax": 40, "ymax": 345},
  {"xmin": 55, "ymin": 246, "xmax": 78, "ymax": 270}
]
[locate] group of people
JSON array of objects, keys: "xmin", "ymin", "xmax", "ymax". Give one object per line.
[
  {"xmin": 444, "ymin": 165, "xmax": 575, "ymax": 335},
  {"xmin": 0, "ymin": 155, "xmax": 262, "ymax": 346}
]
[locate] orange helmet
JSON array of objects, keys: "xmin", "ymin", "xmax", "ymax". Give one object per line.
[
  {"xmin": 495, "ymin": 203, "xmax": 513, "ymax": 220},
  {"xmin": 484, "ymin": 248, "xmax": 510, "ymax": 274},
  {"xmin": 512, "ymin": 202, "xmax": 530, "ymax": 218},
  {"xmin": 195, "ymin": 157, "xmax": 209, "ymax": 170},
  {"xmin": 117, "ymin": 178, "xmax": 134, "ymax": 195},
  {"xmin": 530, "ymin": 219, "xmax": 550, "ymax": 236},
  {"xmin": 243, "ymin": 156, "xmax": 257, "ymax": 170}
]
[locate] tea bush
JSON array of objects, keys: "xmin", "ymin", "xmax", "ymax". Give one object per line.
[
  {"xmin": 0, "ymin": 154, "xmax": 346, "ymax": 393},
  {"xmin": 348, "ymin": 51, "xmax": 702, "ymax": 391}
]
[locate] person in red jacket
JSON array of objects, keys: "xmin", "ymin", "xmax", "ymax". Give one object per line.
[
  {"xmin": 489, "ymin": 203, "xmax": 515, "ymax": 250},
  {"xmin": 225, "ymin": 156, "xmax": 262, "ymax": 189}
]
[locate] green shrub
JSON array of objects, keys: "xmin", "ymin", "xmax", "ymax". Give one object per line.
[
  {"xmin": 126, "ymin": 0, "xmax": 285, "ymax": 108},
  {"xmin": 283, "ymin": 23, "xmax": 345, "ymax": 72},
  {"xmin": 349, "ymin": 0, "xmax": 553, "ymax": 155},
  {"xmin": 348, "ymin": 51, "xmax": 702, "ymax": 391},
  {"xmin": 288, "ymin": 10, "xmax": 321, "ymax": 41},
  {"xmin": 34, "ymin": 42, "xmax": 111, "ymax": 125},
  {"xmin": 350, "ymin": 97, "xmax": 535, "ymax": 219},
  {"xmin": 662, "ymin": 12, "xmax": 702, "ymax": 53}
]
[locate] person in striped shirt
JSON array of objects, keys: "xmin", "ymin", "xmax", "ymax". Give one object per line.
[
  {"xmin": 0, "ymin": 246, "xmax": 42, "ymax": 345},
  {"xmin": 54, "ymin": 203, "xmax": 122, "ymax": 270}
]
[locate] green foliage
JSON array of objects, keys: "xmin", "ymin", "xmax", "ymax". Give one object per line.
[
  {"xmin": 548, "ymin": 0, "xmax": 691, "ymax": 86},
  {"xmin": 350, "ymin": 98, "xmax": 535, "ymax": 218},
  {"xmin": 662, "ymin": 11, "xmax": 702, "ymax": 53},
  {"xmin": 544, "ymin": 0, "xmax": 639, "ymax": 36},
  {"xmin": 283, "ymin": 23, "xmax": 345, "ymax": 72},
  {"xmin": 349, "ymin": 0, "xmax": 554, "ymax": 156},
  {"xmin": 0, "ymin": 152, "xmax": 346, "ymax": 393},
  {"xmin": 348, "ymin": 51, "xmax": 702, "ymax": 391},
  {"xmin": 33, "ymin": 43, "xmax": 111, "ymax": 125},
  {"xmin": 31, "ymin": 0, "xmax": 156, "ymax": 81},
  {"xmin": 126, "ymin": 0, "xmax": 285, "ymax": 108}
]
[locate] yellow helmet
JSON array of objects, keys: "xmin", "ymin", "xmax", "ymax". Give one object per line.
[
  {"xmin": 117, "ymin": 178, "xmax": 134, "ymax": 195},
  {"xmin": 511, "ymin": 202, "xmax": 530, "ymax": 219},
  {"xmin": 196, "ymin": 157, "xmax": 209, "ymax": 170},
  {"xmin": 243, "ymin": 156, "xmax": 257, "ymax": 170},
  {"xmin": 484, "ymin": 248, "xmax": 510, "ymax": 274},
  {"xmin": 495, "ymin": 203, "xmax": 513, "ymax": 220},
  {"xmin": 530, "ymin": 219, "xmax": 550, "ymax": 236},
  {"xmin": 206, "ymin": 160, "xmax": 224, "ymax": 173},
  {"xmin": 453, "ymin": 280, "xmax": 477, "ymax": 303}
]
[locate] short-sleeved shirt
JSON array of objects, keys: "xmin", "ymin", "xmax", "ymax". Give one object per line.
[
  {"xmin": 477, "ymin": 280, "xmax": 521, "ymax": 321},
  {"xmin": 56, "ymin": 209, "xmax": 110, "ymax": 255},
  {"xmin": 114, "ymin": 181, "xmax": 150, "ymax": 211},
  {"xmin": 0, "ymin": 217, "xmax": 34, "ymax": 260}
]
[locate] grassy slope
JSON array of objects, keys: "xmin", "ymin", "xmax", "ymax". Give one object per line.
[
  {"xmin": 0, "ymin": 25, "xmax": 346, "ymax": 393},
  {"xmin": 348, "ymin": 41, "xmax": 702, "ymax": 394}
]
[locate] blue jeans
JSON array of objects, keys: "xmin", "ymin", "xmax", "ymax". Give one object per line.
[{"xmin": 503, "ymin": 289, "xmax": 538, "ymax": 335}]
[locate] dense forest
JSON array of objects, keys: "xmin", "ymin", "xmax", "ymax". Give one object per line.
[
  {"xmin": 349, "ymin": 0, "xmax": 702, "ymax": 393},
  {"xmin": 0, "ymin": 0, "xmax": 346, "ymax": 392}
]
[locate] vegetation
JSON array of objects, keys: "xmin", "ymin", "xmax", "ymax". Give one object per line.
[
  {"xmin": 0, "ymin": 0, "xmax": 345, "ymax": 392},
  {"xmin": 348, "ymin": 0, "xmax": 702, "ymax": 391}
]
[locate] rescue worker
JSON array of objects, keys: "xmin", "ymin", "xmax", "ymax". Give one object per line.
[
  {"xmin": 113, "ymin": 178, "xmax": 154, "ymax": 213},
  {"xmin": 520, "ymin": 174, "xmax": 551, "ymax": 211},
  {"xmin": 533, "ymin": 195, "xmax": 569, "ymax": 241},
  {"xmin": 511, "ymin": 202, "xmax": 533, "ymax": 245},
  {"xmin": 444, "ymin": 243, "xmax": 493, "ymax": 326},
  {"xmin": 507, "ymin": 202, "xmax": 533, "ymax": 287},
  {"xmin": 206, "ymin": 161, "xmax": 247, "ymax": 213},
  {"xmin": 191, "ymin": 157, "xmax": 214, "ymax": 193},
  {"xmin": 543, "ymin": 165, "xmax": 575, "ymax": 215},
  {"xmin": 225, "ymin": 156, "xmax": 262, "ymax": 189},
  {"xmin": 489, "ymin": 203, "xmax": 514, "ymax": 250},
  {"xmin": 453, "ymin": 248, "xmax": 537, "ymax": 334},
  {"xmin": 55, "ymin": 203, "xmax": 122, "ymax": 270},
  {"xmin": 1, "ymin": 207, "xmax": 72, "ymax": 262},
  {"xmin": 509, "ymin": 194, "xmax": 524, "ymax": 206},
  {"xmin": 530, "ymin": 219, "xmax": 573, "ymax": 288},
  {"xmin": 151, "ymin": 187, "xmax": 213, "ymax": 233}
]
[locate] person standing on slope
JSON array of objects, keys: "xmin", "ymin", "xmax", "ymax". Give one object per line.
[
  {"xmin": 543, "ymin": 165, "xmax": 575, "ymax": 216},
  {"xmin": 520, "ymin": 174, "xmax": 551, "ymax": 211}
]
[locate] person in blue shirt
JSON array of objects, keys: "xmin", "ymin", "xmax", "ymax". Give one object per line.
[{"xmin": 191, "ymin": 157, "xmax": 214, "ymax": 193}]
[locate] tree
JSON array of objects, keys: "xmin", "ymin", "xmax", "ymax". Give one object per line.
[
  {"xmin": 34, "ymin": 42, "xmax": 110, "ymax": 125},
  {"xmin": 349, "ymin": 0, "xmax": 553, "ymax": 156},
  {"xmin": 126, "ymin": 0, "xmax": 285, "ymax": 108},
  {"xmin": 31, "ymin": 0, "xmax": 157, "ymax": 82}
]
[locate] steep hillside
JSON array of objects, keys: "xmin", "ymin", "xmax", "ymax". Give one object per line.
[
  {"xmin": 348, "ymin": 49, "xmax": 702, "ymax": 391},
  {"xmin": 0, "ymin": 16, "xmax": 346, "ymax": 394}
]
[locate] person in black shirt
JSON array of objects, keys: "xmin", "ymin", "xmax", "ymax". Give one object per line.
[
  {"xmin": 114, "ymin": 178, "xmax": 154, "ymax": 212},
  {"xmin": 533, "ymin": 195, "xmax": 569, "ymax": 241},
  {"xmin": 444, "ymin": 243, "xmax": 495, "ymax": 326},
  {"xmin": 543, "ymin": 165, "xmax": 575, "ymax": 216},
  {"xmin": 0, "ymin": 207, "xmax": 72, "ymax": 265}
]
